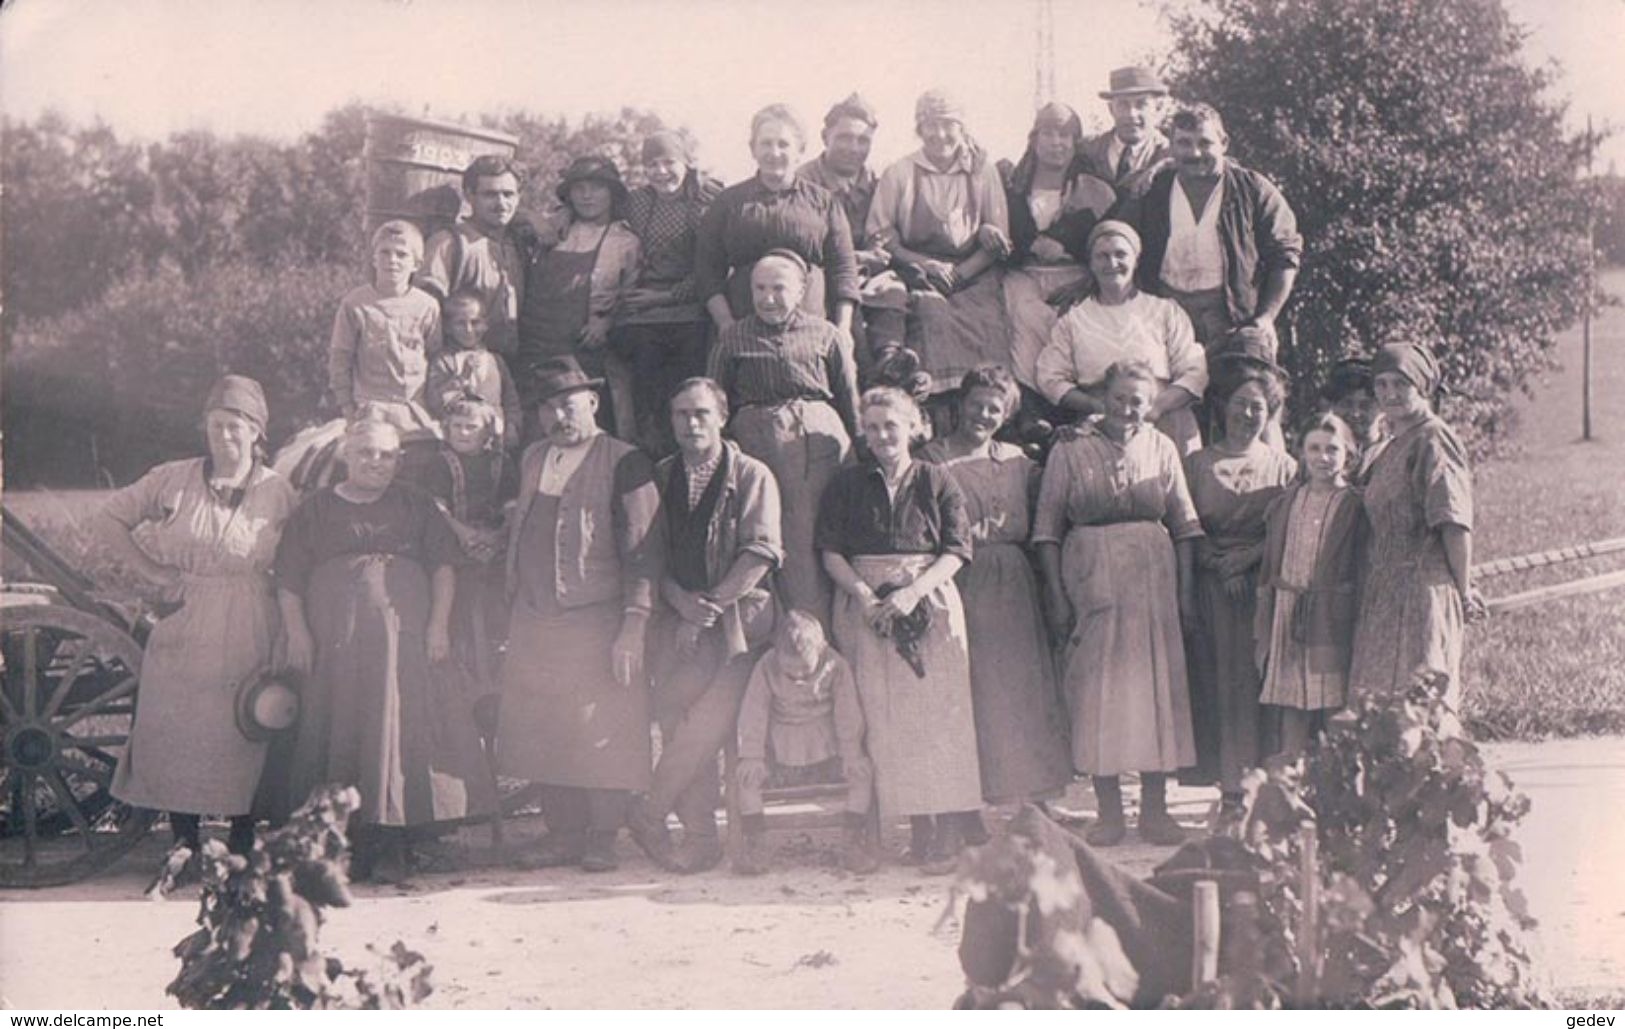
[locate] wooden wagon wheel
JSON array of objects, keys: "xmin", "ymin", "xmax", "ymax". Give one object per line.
[{"xmin": 0, "ymin": 604, "xmax": 156, "ymax": 887}]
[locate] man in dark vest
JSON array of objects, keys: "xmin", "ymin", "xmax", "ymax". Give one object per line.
[{"xmin": 629, "ymin": 377, "xmax": 784, "ymax": 873}]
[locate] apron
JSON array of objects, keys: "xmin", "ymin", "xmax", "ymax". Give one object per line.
[{"xmin": 901, "ymin": 163, "xmax": 1011, "ymax": 396}]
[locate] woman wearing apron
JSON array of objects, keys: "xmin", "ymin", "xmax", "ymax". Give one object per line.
[
  {"xmin": 866, "ymin": 89, "xmax": 1013, "ymax": 436},
  {"xmin": 516, "ymin": 155, "xmax": 641, "ymax": 438},
  {"xmin": 100, "ymin": 376, "xmax": 297, "ymax": 885},
  {"xmin": 694, "ymin": 104, "xmax": 861, "ymax": 339}
]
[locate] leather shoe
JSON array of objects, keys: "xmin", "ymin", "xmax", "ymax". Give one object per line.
[{"xmin": 579, "ymin": 830, "xmax": 620, "ymax": 873}]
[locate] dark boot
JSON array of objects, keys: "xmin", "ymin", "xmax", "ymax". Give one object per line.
[
  {"xmin": 732, "ymin": 815, "xmax": 769, "ymax": 876},
  {"xmin": 169, "ymin": 812, "xmax": 202, "ymax": 851},
  {"xmin": 628, "ymin": 801, "xmax": 682, "ymax": 872},
  {"xmin": 580, "ymin": 829, "xmax": 620, "ymax": 873},
  {"xmin": 921, "ymin": 816, "xmax": 966, "ymax": 877},
  {"xmin": 959, "ymin": 810, "xmax": 991, "ymax": 846},
  {"xmin": 840, "ymin": 813, "xmax": 879, "ymax": 875},
  {"xmin": 674, "ymin": 832, "xmax": 724, "ymax": 874},
  {"xmin": 1086, "ymin": 776, "xmax": 1127, "ymax": 846},
  {"xmin": 227, "ymin": 815, "xmax": 256, "ymax": 857},
  {"xmin": 900, "ymin": 816, "xmax": 936, "ymax": 865},
  {"xmin": 1138, "ymin": 773, "xmax": 1188, "ymax": 846}
]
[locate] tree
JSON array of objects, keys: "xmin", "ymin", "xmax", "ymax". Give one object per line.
[{"xmin": 1165, "ymin": 0, "xmax": 1596, "ymax": 451}]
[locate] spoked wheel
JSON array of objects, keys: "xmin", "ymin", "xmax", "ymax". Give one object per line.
[{"xmin": 0, "ymin": 605, "xmax": 155, "ymax": 887}]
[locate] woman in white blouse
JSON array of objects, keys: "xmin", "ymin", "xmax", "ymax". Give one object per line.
[{"xmin": 1035, "ymin": 220, "xmax": 1207, "ymax": 456}]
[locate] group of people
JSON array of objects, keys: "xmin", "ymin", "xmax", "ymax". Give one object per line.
[{"xmin": 99, "ymin": 68, "xmax": 1480, "ymax": 889}]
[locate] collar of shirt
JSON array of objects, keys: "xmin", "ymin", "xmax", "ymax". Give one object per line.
[
  {"xmin": 909, "ymin": 148, "xmax": 976, "ymax": 175},
  {"xmin": 755, "ymin": 309, "xmax": 807, "ymax": 337},
  {"xmin": 744, "ymin": 175, "xmax": 807, "ymax": 200},
  {"xmin": 537, "ymin": 434, "xmax": 597, "ymax": 493},
  {"xmin": 681, "ymin": 449, "xmax": 723, "ymax": 507}
]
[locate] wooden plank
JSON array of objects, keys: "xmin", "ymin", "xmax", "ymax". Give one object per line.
[
  {"xmin": 1191, "ymin": 880, "xmax": 1221, "ymax": 987},
  {"xmin": 1486, "ymin": 569, "xmax": 1625, "ymax": 613},
  {"xmin": 1296, "ymin": 822, "xmax": 1321, "ymax": 1006},
  {"xmin": 1474, "ymin": 536, "xmax": 1625, "ymax": 579}
]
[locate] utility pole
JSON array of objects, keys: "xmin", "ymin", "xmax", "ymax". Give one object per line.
[
  {"xmin": 1035, "ymin": 0, "xmax": 1055, "ymax": 108},
  {"xmin": 1583, "ymin": 114, "xmax": 1595, "ymax": 442}
]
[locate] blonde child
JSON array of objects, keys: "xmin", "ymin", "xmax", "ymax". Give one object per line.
[
  {"xmin": 411, "ymin": 395, "xmax": 515, "ymax": 743},
  {"xmin": 734, "ymin": 610, "xmax": 877, "ymax": 876},
  {"xmin": 1255, "ymin": 413, "xmax": 1366, "ymax": 755},
  {"xmin": 428, "ymin": 290, "xmax": 523, "ymax": 451},
  {"xmin": 328, "ymin": 220, "xmax": 443, "ymax": 440}
]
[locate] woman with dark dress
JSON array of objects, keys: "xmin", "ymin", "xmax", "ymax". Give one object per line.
[
  {"xmin": 275, "ymin": 417, "xmax": 495, "ymax": 881},
  {"xmin": 696, "ymin": 104, "xmax": 860, "ymax": 338},
  {"xmin": 817, "ymin": 387, "xmax": 983, "ymax": 874},
  {"xmin": 1180, "ymin": 343, "xmax": 1297, "ymax": 810},
  {"xmin": 919, "ymin": 366, "xmax": 1071, "ymax": 807}
]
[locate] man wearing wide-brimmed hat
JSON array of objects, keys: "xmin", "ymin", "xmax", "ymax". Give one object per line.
[
  {"xmin": 1079, "ymin": 66, "xmax": 1173, "ymax": 199},
  {"xmin": 497, "ymin": 355, "xmax": 665, "ymax": 873}
]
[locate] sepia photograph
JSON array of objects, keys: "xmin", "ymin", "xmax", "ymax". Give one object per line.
[{"xmin": 1, "ymin": 0, "xmax": 1623, "ymax": 1012}]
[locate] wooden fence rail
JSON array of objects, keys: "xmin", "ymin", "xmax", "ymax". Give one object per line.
[{"xmin": 1474, "ymin": 535, "xmax": 1625, "ymax": 613}]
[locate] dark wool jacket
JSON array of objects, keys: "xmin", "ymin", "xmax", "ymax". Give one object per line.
[
  {"xmin": 1254, "ymin": 482, "xmax": 1365, "ymax": 671},
  {"xmin": 1118, "ymin": 162, "xmax": 1303, "ymax": 325}
]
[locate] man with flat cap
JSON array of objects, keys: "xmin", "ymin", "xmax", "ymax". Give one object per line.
[
  {"xmin": 1080, "ymin": 66, "xmax": 1174, "ymax": 200},
  {"xmin": 799, "ymin": 92, "xmax": 899, "ymax": 379}
]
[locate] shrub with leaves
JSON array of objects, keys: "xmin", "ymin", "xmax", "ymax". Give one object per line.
[
  {"xmin": 1165, "ymin": 0, "xmax": 1598, "ymax": 454},
  {"xmin": 1227, "ymin": 678, "xmax": 1546, "ymax": 1008},
  {"xmin": 168, "ymin": 785, "xmax": 433, "ymax": 1010},
  {"xmin": 954, "ymin": 678, "xmax": 1547, "ymax": 1008}
]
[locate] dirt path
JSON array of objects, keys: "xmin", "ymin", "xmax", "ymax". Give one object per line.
[{"xmin": 1, "ymin": 741, "xmax": 1618, "ymax": 1009}]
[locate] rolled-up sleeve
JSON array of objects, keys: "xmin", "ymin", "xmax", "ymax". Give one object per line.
[
  {"xmin": 1256, "ymin": 176, "xmax": 1303, "ymax": 274},
  {"xmin": 735, "ymin": 458, "xmax": 785, "ymax": 569},
  {"xmin": 934, "ymin": 468, "xmax": 974, "ymax": 563},
  {"xmin": 823, "ymin": 194, "xmax": 861, "ymax": 305},
  {"xmin": 1417, "ymin": 423, "xmax": 1474, "ymax": 532},
  {"xmin": 418, "ymin": 230, "xmax": 456, "ymax": 300},
  {"xmin": 974, "ymin": 163, "xmax": 1010, "ymax": 235},
  {"xmin": 1030, "ymin": 444, "xmax": 1072, "ymax": 545},
  {"xmin": 613, "ymin": 449, "xmax": 665, "ymax": 613},
  {"xmin": 864, "ymin": 163, "xmax": 907, "ymax": 250},
  {"xmin": 1160, "ymin": 439, "xmax": 1204, "ymax": 541},
  {"xmin": 1036, "ymin": 318, "xmax": 1080, "ymax": 406}
]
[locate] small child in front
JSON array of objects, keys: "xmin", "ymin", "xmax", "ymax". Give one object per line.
[
  {"xmin": 427, "ymin": 289, "xmax": 523, "ymax": 450},
  {"xmin": 734, "ymin": 610, "xmax": 877, "ymax": 876},
  {"xmin": 328, "ymin": 219, "xmax": 443, "ymax": 441},
  {"xmin": 1255, "ymin": 413, "xmax": 1366, "ymax": 755}
]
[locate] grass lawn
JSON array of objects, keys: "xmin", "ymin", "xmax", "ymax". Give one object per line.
[
  {"xmin": 1460, "ymin": 267, "xmax": 1625, "ymax": 739},
  {"xmin": 6, "ymin": 272, "xmax": 1625, "ymax": 741}
]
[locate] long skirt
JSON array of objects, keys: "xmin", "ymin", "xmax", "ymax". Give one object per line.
[
  {"xmin": 112, "ymin": 573, "xmax": 277, "ymax": 815},
  {"xmin": 832, "ymin": 554, "xmax": 982, "ymax": 817},
  {"xmin": 1348, "ymin": 560, "xmax": 1464, "ymax": 706},
  {"xmin": 496, "ymin": 594, "xmax": 651, "ymax": 790},
  {"xmin": 1182, "ymin": 566, "xmax": 1263, "ymax": 791},
  {"xmin": 729, "ymin": 399, "xmax": 850, "ymax": 626},
  {"xmin": 904, "ymin": 269, "xmax": 1011, "ymax": 397},
  {"xmin": 1058, "ymin": 522, "xmax": 1195, "ymax": 776},
  {"xmin": 1003, "ymin": 263, "xmax": 1089, "ymax": 391},
  {"xmin": 289, "ymin": 554, "xmax": 495, "ymax": 826},
  {"xmin": 959, "ymin": 542, "xmax": 1072, "ymax": 803}
]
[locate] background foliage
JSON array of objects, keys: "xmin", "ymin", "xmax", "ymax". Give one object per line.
[
  {"xmin": 1164, "ymin": 0, "xmax": 1602, "ymax": 453},
  {"xmin": 2, "ymin": 104, "xmax": 672, "ymax": 486}
]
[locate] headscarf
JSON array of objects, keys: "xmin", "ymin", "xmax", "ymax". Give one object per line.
[
  {"xmin": 1086, "ymin": 219, "xmax": 1142, "ymax": 259},
  {"xmin": 1006, "ymin": 102, "xmax": 1086, "ymax": 196},
  {"xmin": 1373, "ymin": 342, "xmax": 1441, "ymax": 398},
  {"xmin": 204, "ymin": 374, "xmax": 269, "ymax": 435},
  {"xmin": 914, "ymin": 88, "xmax": 967, "ymax": 127}
]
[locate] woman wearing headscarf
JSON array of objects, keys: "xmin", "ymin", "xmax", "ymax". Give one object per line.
[
  {"xmin": 275, "ymin": 417, "xmax": 495, "ymax": 881},
  {"xmin": 866, "ymin": 89, "xmax": 1014, "ymax": 435},
  {"xmin": 695, "ymin": 104, "xmax": 860, "ymax": 337},
  {"xmin": 101, "ymin": 375, "xmax": 297, "ymax": 876},
  {"xmin": 1035, "ymin": 220, "xmax": 1207, "ymax": 457},
  {"xmin": 613, "ymin": 131, "xmax": 724, "ymax": 455},
  {"xmin": 517, "ymin": 155, "xmax": 642, "ymax": 436},
  {"xmin": 1347, "ymin": 342, "xmax": 1478, "ymax": 704},
  {"xmin": 1000, "ymin": 103, "xmax": 1117, "ymax": 415}
]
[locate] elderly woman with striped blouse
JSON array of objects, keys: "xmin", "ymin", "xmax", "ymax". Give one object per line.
[{"xmin": 708, "ymin": 250, "xmax": 861, "ymax": 627}]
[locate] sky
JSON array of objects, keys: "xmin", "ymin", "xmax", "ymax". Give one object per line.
[{"xmin": 1, "ymin": 0, "xmax": 1622, "ymax": 180}]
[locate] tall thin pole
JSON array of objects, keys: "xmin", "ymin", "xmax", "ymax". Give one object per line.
[{"xmin": 1583, "ymin": 114, "xmax": 1595, "ymax": 442}]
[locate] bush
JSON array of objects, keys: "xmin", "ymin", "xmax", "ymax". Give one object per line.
[
  {"xmin": 169, "ymin": 785, "xmax": 433, "ymax": 1011},
  {"xmin": 1165, "ymin": 0, "xmax": 1597, "ymax": 454}
]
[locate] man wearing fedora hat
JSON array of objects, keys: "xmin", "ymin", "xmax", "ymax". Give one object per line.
[
  {"xmin": 1079, "ymin": 66, "xmax": 1174, "ymax": 200},
  {"xmin": 496, "ymin": 355, "xmax": 665, "ymax": 873}
]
